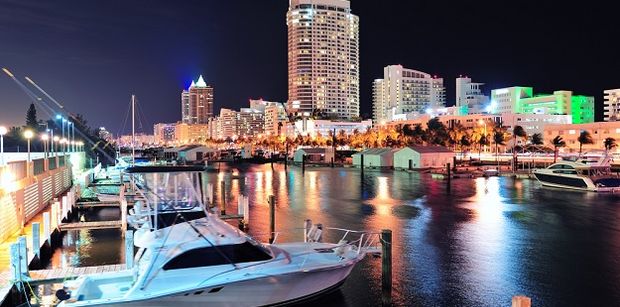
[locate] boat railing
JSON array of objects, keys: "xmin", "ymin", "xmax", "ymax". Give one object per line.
[{"xmin": 253, "ymin": 226, "xmax": 383, "ymax": 256}]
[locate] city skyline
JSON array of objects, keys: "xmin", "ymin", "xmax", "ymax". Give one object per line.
[{"xmin": 1, "ymin": 0, "xmax": 619, "ymax": 133}]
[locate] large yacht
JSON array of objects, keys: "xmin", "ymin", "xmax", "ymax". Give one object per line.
[
  {"xmin": 57, "ymin": 165, "xmax": 381, "ymax": 306},
  {"xmin": 533, "ymin": 155, "xmax": 620, "ymax": 192}
]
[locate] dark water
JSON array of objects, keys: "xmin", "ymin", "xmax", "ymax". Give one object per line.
[{"xmin": 47, "ymin": 164, "xmax": 620, "ymax": 306}]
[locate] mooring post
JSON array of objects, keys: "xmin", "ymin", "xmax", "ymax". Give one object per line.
[
  {"xmin": 381, "ymin": 229, "xmax": 392, "ymax": 307},
  {"xmin": 18, "ymin": 236, "xmax": 28, "ymax": 278},
  {"xmin": 32, "ymin": 222, "xmax": 40, "ymax": 258},
  {"xmin": 331, "ymin": 157, "xmax": 334, "ymax": 168},
  {"xmin": 511, "ymin": 295, "xmax": 531, "ymax": 307},
  {"xmin": 125, "ymin": 230, "xmax": 134, "ymax": 269},
  {"xmin": 42, "ymin": 211, "xmax": 50, "ymax": 244},
  {"xmin": 62, "ymin": 195, "xmax": 68, "ymax": 221},
  {"xmin": 242, "ymin": 196, "xmax": 250, "ymax": 230},
  {"xmin": 220, "ymin": 181, "xmax": 226, "ymax": 215},
  {"xmin": 121, "ymin": 199, "xmax": 128, "ymax": 236},
  {"xmin": 269, "ymin": 195, "xmax": 276, "ymax": 244},
  {"xmin": 302, "ymin": 154, "xmax": 306, "ymax": 174},
  {"xmin": 303, "ymin": 219, "xmax": 312, "ymax": 243},
  {"xmin": 361, "ymin": 154, "xmax": 365, "ymax": 177},
  {"xmin": 10, "ymin": 243, "xmax": 21, "ymax": 290},
  {"xmin": 284, "ymin": 142, "xmax": 289, "ymax": 170},
  {"xmin": 51, "ymin": 201, "xmax": 58, "ymax": 230}
]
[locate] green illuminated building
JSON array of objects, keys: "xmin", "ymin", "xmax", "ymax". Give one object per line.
[{"xmin": 490, "ymin": 87, "xmax": 594, "ymax": 124}]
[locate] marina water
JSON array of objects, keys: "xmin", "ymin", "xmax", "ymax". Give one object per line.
[{"xmin": 41, "ymin": 164, "xmax": 620, "ymax": 306}]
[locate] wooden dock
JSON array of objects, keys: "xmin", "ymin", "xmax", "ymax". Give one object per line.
[
  {"xmin": 28, "ymin": 264, "xmax": 127, "ymax": 285},
  {"xmin": 75, "ymin": 200, "xmax": 121, "ymax": 208},
  {"xmin": 59, "ymin": 220, "xmax": 122, "ymax": 231}
]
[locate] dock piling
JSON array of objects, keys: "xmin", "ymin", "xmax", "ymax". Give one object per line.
[
  {"xmin": 269, "ymin": 195, "xmax": 276, "ymax": 244},
  {"xmin": 361, "ymin": 154, "xmax": 365, "ymax": 177},
  {"xmin": 10, "ymin": 243, "xmax": 21, "ymax": 290},
  {"xmin": 42, "ymin": 212, "xmax": 50, "ymax": 244},
  {"xmin": 121, "ymin": 199, "xmax": 128, "ymax": 235},
  {"xmin": 125, "ymin": 230, "xmax": 134, "ymax": 269},
  {"xmin": 220, "ymin": 181, "xmax": 226, "ymax": 215},
  {"xmin": 511, "ymin": 295, "xmax": 531, "ymax": 307},
  {"xmin": 381, "ymin": 229, "xmax": 392, "ymax": 307},
  {"xmin": 18, "ymin": 236, "xmax": 28, "ymax": 277},
  {"xmin": 303, "ymin": 219, "xmax": 312, "ymax": 242},
  {"xmin": 32, "ymin": 222, "xmax": 40, "ymax": 258},
  {"xmin": 302, "ymin": 155, "xmax": 306, "ymax": 174}
]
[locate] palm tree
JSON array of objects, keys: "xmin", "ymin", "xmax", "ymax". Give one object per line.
[
  {"xmin": 478, "ymin": 134, "xmax": 489, "ymax": 159},
  {"xmin": 577, "ymin": 130, "xmax": 594, "ymax": 156},
  {"xmin": 530, "ymin": 133, "xmax": 544, "ymax": 146},
  {"xmin": 551, "ymin": 135, "xmax": 566, "ymax": 163},
  {"xmin": 493, "ymin": 128, "xmax": 506, "ymax": 163},
  {"xmin": 512, "ymin": 125, "xmax": 527, "ymax": 171},
  {"xmin": 604, "ymin": 137, "xmax": 617, "ymax": 152}
]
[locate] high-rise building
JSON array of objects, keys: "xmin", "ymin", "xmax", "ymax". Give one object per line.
[
  {"xmin": 372, "ymin": 65, "xmax": 446, "ymax": 123},
  {"xmin": 154, "ymin": 123, "xmax": 177, "ymax": 144},
  {"xmin": 604, "ymin": 89, "xmax": 620, "ymax": 121},
  {"xmin": 287, "ymin": 0, "xmax": 359, "ymax": 119},
  {"xmin": 456, "ymin": 76, "xmax": 489, "ymax": 114},
  {"xmin": 236, "ymin": 108, "xmax": 265, "ymax": 138},
  {"xmin": 219, "ymin": 108, "xmax": 237, "ymax": 139},
  {"xmin": 181, "ymin": 75, "xmax": 214, "ymax": 124},
  {"xmin": 490, "ymin": 87, "xmax": 595, "ymax": 124}
]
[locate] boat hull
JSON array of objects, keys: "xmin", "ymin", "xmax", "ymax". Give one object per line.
[
  {"xmin": 533, "ymin": 172, "xmax": 594, "ymax": 191},
  {"xmin": 63, "ymin": 262, "xmax": 356, "ymax": 306}
]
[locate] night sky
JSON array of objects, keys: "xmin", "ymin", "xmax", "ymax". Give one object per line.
[{"xmin": 1, "ymin": 0, "xmax": 618, "ymax": 135}]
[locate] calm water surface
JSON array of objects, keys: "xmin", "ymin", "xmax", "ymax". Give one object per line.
[{"xmin": 47, "ymin": 164, "xmax": 620, "ymax": 306}]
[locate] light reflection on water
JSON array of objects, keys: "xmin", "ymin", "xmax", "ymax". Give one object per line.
[{"xmin": 46, "ymin": 164, "xmax": 620, "ymax": 306}]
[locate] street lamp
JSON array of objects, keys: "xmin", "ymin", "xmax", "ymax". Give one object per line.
[
  {"xmin": 41, "ymin": 133, "xmax": 49, "ymax": 159},
  {"xmin": 53, "ymin": 136, "xmax": 60, "ymax": 157},
  {"xmin": 24, "ymin": 130, "xmax": 34, "ymax": 163},
  {"xmin": 0, "ymin": 126, "xmax": 7, "ymax": 166}
]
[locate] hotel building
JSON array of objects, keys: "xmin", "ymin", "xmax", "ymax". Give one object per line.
[
  {"xmin": 372, "ymin": 65, "xmax": 446, "ymax": 123},
  {"xmin": 287, "ymin": 0, "xmax": 360, "ymax": 119},
  {"xmin": 181, "ymin": 75, "xmax": 214, "ymax": 124}
]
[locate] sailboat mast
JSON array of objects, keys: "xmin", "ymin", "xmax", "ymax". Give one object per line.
[{"xmin": 132, "ymin": 94, "xmax": 135, "ymax": 166}]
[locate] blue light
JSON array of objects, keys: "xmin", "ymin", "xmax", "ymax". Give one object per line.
[{"xmin": 56, "ymin": 115, "xmax": 62, "ymax": 120}]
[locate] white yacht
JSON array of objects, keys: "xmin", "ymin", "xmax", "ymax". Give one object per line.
[
  {"xmin": 533, "ymin": 155, "xmax": 620, "ymax": 192},
  {"xmin": 57, "ymin": 166, "xmax": 381, "ymax": 306}
]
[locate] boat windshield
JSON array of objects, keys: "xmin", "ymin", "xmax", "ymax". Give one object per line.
[{"xmin": 139, "ymin": 172, "xmax": 204, "ymax": 212}]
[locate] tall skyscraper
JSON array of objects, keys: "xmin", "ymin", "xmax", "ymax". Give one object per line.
[
  {"xmin": 181, "ymin": 75, "xmax": 214, "ymax": 124},
  {"xmin": 372, "ymin": 65, "xmax": 446, "ymax": 123},
  {"xmin": 456, "ymin": 76, "xmax": 489, "ymax": 114},
  {"xmin": 287, "ymin": 0, "xmax": 359, "ymax": 119}
]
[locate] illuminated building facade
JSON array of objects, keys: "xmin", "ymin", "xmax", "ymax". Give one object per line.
[
  {"xmin": 154, "ymin": 123, "xmax": 176, "ymax": 144},
  {"xmin": 490, "ymin": 87, "xmax": 594, "ymax": 124},
  {"xmin": 287, "ymin": 0, "xmax": 359, "ymax": 119},
  {"xmin": 372, "ymin": 65, "xmax": 446, "ymax": 123},
  {"xmin": 181, "ymin": 75, "xmax": 214, "ymax": 124},
  {"xmin": 604, "ymin": 89, "xmax": 620, "ymax": 121},
  {"xmin": 456, "ymin": 76, "xmax": 489, "ymax": 114}
]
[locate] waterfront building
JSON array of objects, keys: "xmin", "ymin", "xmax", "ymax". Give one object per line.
[
  {"xmin": 490, "ymin": 87, "xmax": 594, "ymax": 124},
  {"xmin": 287, "ymin": 118, "xmax": 372, "ymax": 138},
  {"xmin": 543, "ymin": 121, "xmax": 620, "ymax": 153},
  {"xmin": 287, "ymin": 0, "xmax": 360, "ymax": 119},
  {"xmin": 181, "ymin": 75, "xmax": 214, "ymax": 124},
  {"xmin": 174, "ymin": 123, "xmax": 209, "ymax": 144},
  {"xmin": 393, "ymin": 146, "xmax": 454, "ymax": 169},
  {"xmin": 386, "ymin": 113, "xmax": 571, "ymax": 142},
  {"xmin": 373, "ymin": 65, "xmax": 446, "ymax": 123},
  {"xmin": 293, "ymin": 147, "xmax": 335, "ymax": 163},
  {"xmin": 236, "ymin": 108, "xmax": 265, "ymax": 138},
  {"xmin": 352, "ymin": 148, "xmax": 397, "ymax": 168},
  {"xmin": 219, "ymin": 108, "xmax": 237, "ymax": 139},
  {"xmin": 249, "ymin": 99, "xmax": 288, "ymax": 136},
  {"xmin": 456, "ymin": 76, "xmax": 489, "ymax": 114},
  {"xmin": 117, "ymin": 133, "xmax": 155, "ymax": 148},
  {"xmin": 604, "ymin": 89, "xmax": 620, "ymax": 121},
  {"xmin": 154, "ymin": 123, "xmax": 176, "ymax": 144}
]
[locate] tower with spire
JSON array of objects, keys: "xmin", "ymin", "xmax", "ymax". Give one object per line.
[{"xmin": 181, "ymin": 75, "xmax": 214, "ymax": 124}]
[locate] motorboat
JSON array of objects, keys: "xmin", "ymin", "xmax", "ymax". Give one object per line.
[
  {"xmin": 57, "ymin": 165, "xmax": 381, "ymax": 306},
  {"xmin": 533, "ymin": 155, "xmax": 620, "ymax": 192}
]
